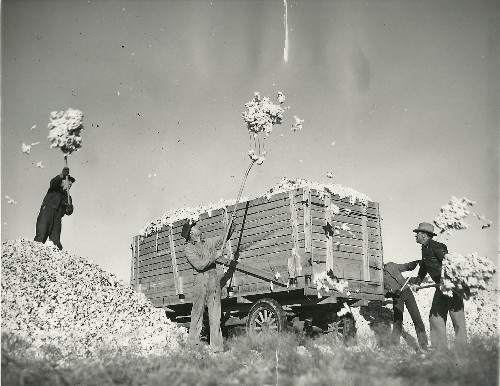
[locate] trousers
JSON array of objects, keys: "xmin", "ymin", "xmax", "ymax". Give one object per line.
[
  {"xmin": 34, "ymin": 206, "xmax": 63, "ymax": 250},
  {"xmin": 188, "ymin": 269, "xmax": 223, "ymax": 352},
  {"xmin": 392, "ymin": 288, "xmax": 428, "ymax": 349},
  {"xmin": 429, "ymin": 288, "xmax": 467, "ymax": 351}
]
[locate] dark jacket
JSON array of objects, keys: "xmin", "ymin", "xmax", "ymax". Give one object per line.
[
  {"xmin": 417, "ymin": 239, "xmax": 448, "ymax": 284},
  {"xmin": 384, "ymin": 261, "xmax": 419, "ymax": 296},
  {"xmin": 41, "ymin": 175, "xmax": 73, "ymax": 216}
]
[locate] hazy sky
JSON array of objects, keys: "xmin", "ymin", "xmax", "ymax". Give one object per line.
[{"xmin": 2, "ymin": 0, "xmax": 498, "ymax": 284}]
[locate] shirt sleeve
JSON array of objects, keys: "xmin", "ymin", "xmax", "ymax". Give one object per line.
[
  {"xmin": 432, "ymin": 243, "xmax": 448, "ymax": 263},
  {"xmin": 210, "ymin": 235, "xmax": 224, "ymax": 250},
  {"xmin": 185, "ymin": 244, "xmax": 215, "ymax": 271},
  {"xmin": 49, "ymin": 175, "xmax": 64, "ymax": 190},
  {"xmin": 401, "ymin": 260, "xmax": 420, "ymax": 272},
  {"xmin": 417, "ymin": 261, "xmax": 427, "ymax": 283}
]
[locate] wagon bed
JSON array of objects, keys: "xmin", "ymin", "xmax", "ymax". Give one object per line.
[{"xmin": 131, "ymin": 186, "xmax": 385, "ymax": 332}]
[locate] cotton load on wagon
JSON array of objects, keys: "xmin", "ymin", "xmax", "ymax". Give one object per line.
[{"xmin": 132, "ymin": 178, "xmax": 386, "ymax": 335}]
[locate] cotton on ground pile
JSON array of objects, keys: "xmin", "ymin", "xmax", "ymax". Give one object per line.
[{"xmin": 1, "ymin": 240, "xmax": 186, "ymax": 366}]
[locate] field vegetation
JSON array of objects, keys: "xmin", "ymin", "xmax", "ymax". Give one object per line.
[{"xmin": 2, "ymin": 329, "xmax": 498, "ymax": 386}]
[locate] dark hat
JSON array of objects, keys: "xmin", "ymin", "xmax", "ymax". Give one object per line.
[
  {"xmin": 413, "ymin": 222, "xmax": 437, "ymax": 236},
  {"xmin": 181, "ymin": 220, "xmax": 195, "ymax": 241}
]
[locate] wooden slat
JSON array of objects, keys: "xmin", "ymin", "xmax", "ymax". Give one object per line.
[
  {"xmin": 288, "ymin": 191, "xmax": 302, "ymax": 278},
  {"xmin": 310, "ymin": 232, "xmax": 382, "ymax": 250},
  {"xmin": 309, "ymin": 193, "xmax": 378, "ymax": 216},
  {"xmin": 130, "ymin": 237, "xmax": 135, "ymax": 286},
  {"xmin": 361, "ymin": 212, "xmax": 370, "ymax": 281},
  {"xmin": 222, "ymin": 207, "xmax": 234, "ymax": 259},
  {"xmin": 324, "ymin": 194, "xmax": 334, "ymax": 272},
  {"xmin": 169, "ymin": 226, "xmax": 180, "ymax": 295},
  {"xmin": 303, "ymin": 187, "xmax": 312, "ymax": 253},
  {"xmin": 135, "ymin": 235, "xmax": 139, "ymax": 290}
]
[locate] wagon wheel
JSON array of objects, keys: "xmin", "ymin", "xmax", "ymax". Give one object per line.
[
  {"xmin": 330, "ymin": 314, "xmax": 357, "ymax": 345},
  {"xmin": 246, "ymin": 298, "xmax": 287, "ymax": 333}
]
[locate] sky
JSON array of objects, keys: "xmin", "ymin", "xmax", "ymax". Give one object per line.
[{"xmin": 1, "ymin": 0, "xmax": 499, "ymax": 285}]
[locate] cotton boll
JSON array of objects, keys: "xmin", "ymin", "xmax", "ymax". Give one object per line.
[
  {"xmin": 22, "ymin": 143, "xmax": 32, "ymax": 154},
  {"xmin": 277, "ymin": 91, "xmax": 285, "ymax": 104}
]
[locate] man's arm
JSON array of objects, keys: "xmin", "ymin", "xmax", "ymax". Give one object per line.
[
  {"xmin": 49, "ymin": 168, "xmax": 70, "ymax": 190},
  {"xmin": 401, "ymin": 260, "xmax": 420, "ymax": 272},
  {"xmin": 432, "ymin": 242, "xmax": 448, "ymax": 263},
  {"xmin": 185, "ymin": 244, "xmax": 217, "ymax": 271},
  {"xmin": 49, "ymin": 175, "xmax": 64, "ymax": 190},
  {"xmin": 416, "ymin": 262, "xmax": 427, "ymax": 285}
]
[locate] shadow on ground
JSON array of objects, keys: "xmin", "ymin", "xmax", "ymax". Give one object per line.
[{"xmin": 359, "ymin": 300, "xmax": 420, "ymax": 350}]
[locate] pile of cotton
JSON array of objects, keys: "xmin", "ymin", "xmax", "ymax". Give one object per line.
[{"xmin": 1, "ymin": 240, "xmax": 186, "ymax": 366}]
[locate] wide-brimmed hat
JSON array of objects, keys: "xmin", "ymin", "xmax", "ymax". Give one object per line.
[
  {"xmin": 413, "ymin": 222, "xmax": 437, "ymax": 236},
  {"xmin": 181, "ymin": 220, "xmax": 195, "ymax": 241}
]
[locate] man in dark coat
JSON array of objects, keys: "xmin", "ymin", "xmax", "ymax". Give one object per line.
[
  {"xmin": 384, "ymin": 260, "xmax": 428, "ymax": 349},
  {"xmin": 411, "ymin": 222, "xmax": 467, "ymax": 351},
  {"xmin": 34, "ymin": 167, "xmax": 75, "ymax": 250}
]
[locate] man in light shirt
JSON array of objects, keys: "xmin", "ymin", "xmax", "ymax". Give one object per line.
[{"xmin": 182, "ymin": 220, "xmax": 235, "ymax": 353}]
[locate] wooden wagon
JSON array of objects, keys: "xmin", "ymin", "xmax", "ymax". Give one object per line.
[{"xmin": 131, "ymin": 185, "xmax": 385, "ymax": 338}]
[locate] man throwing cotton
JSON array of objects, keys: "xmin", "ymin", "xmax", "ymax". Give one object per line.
[
  {"xmin": 410, "ymin": 222, "xmax": 467, "ymax": 351},
  {"xmin": 182, "ymin": 220, "xmax": 235, "ymax": 353},
  {"xmin": 34, "ymin": 167, "xmax": 75, "ymax": 250}
]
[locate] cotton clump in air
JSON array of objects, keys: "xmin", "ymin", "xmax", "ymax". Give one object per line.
[
  {"xmin": 433, "ymin": 196, "xmax": 476, "ymax": 234},
  {"xmin": 47, "ymin": 108, "xmax": 84, "ymax": 155},
  {"xmin": 242, "ymin": 92, "xmax": 285, "ymax": 137},
  {"xmin": 21, "ymin": 142, "xmax": 40, "ymax": 154}
]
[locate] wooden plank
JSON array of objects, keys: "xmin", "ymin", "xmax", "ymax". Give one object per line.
[
  {"xmin": 324, "ymin": 194, "xmax": 334, "ymax": 272},
  {"xmin": 310, "ymin": 233, "xmax": 381, "ymax": 251},
  {"xmin": 361, "ymin": 213, "xmax": 370, "ymax": 281},
  {"xmin": 236, "ymin": 243, "xmax": 294, "ymax": 260},
  {"xmin": 306, "ymin": 208, "xmax": 380, "ymax": 227},
  {"xmin": 139, "ymin": 247, "xmax": 294, "ymax": 282},
  {"xmin": 309, "ymin": 222, "xmax": 380, "ymax": 242},
  {"xmin": 135, "ymin": 235, "xmax": 139, "ymax": 290},
  {"xmin": 130, "ymin": 237, "xmax": 135, "ymax": 286},
  {"xmin": 222, "ymin": 207, "xmax": 234, "ymax": 259},
  {"xmin": 375, "ymin": 202, "xmax": 385, "ymax": 266},
  {"xmin": 232, "ymin": 221, "xmax": 291, "ymax": 249},
  {"xmin": 288, "ymin": 191, "xmax": 302, "ymax": 278},
  {"xmin": 215, "ymin": 258, "xmax": 288, "ymax": 287},
  {"xmin": 169, "ymin": 226, "xmax": 180, "ymax": 295},
  {"xmin": 139, "ymin": 246, "xmax": 295, "ymax": 278},
  {"xmin": 236, "ymin": 233, "xmax": 293, "ymax": 254},
  {"xmin": 138, "ymin": 251, "xmax": 172, "ymax": 269},
  {"xmin": 309, "ymin": 193, "xmax": 378, "ymax": 215},
  {"xmin": 143, "ymin": 278, "xmax": 197, "ymax": 298},
  {"xmin": 232, "ymin": 262, "xmax": 289, "ymax": 286},
  {"xmin": 140, "ymin": 234, "xmax": 296, "ymax": 276},
  {"xmin": 303, "ymin": 187, "xmax": 312, "ymax": 253},
  {"xmin": 311, "ymin": 251, "xmax": 382, "ymax": 268}
]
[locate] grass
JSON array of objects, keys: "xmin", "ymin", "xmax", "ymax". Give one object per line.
[{"xmin": 2, "ymin": 331, "xmax": 498, "ymax": 386}]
